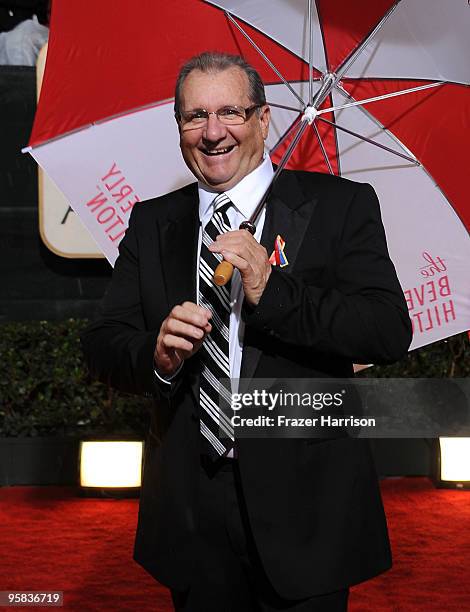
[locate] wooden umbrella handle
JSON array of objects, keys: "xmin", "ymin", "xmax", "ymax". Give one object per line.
[
  {"xmin": 214, "ymin": 260, "xmax": 234, "ymax": 286},
  {"xmin": 212, "ymin": 220, "xmax": 256, "ymax": 287}
]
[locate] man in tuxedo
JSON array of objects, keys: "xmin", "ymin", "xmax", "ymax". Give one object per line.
[{"xmin": 82, "ymin": 52, "xmax": 412, "ymax": 611}]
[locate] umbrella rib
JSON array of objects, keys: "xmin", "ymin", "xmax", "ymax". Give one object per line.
[
  {"xmin": 268, "ymin": 101, "xmax": 304, "ymax": 113},
  {"xmin": 250, "ymin": 120, "xmax": 309, "ymax": 227},
  {"xmin": 335, "ymin": 82, "xmax": 421, "ymax": 163},
  {"xmin": 272, "ymin": 120, "xmax": 309, "ymax": 179},
  {"xmin": 331, "ymin": 105, "xmax": 342, "ymax": 177},
  {"xmin": 224, "ymin": 11, "xmax": 307, "ymax": 108},
  {"xmin": 317, "ymin": 117, "xmax": 419, "ymax": 165},
  {"xmin": 269, "ymin": 114, "xmax": 303, "ymax": 155},
  {"xmin": 335, "ymin": 0, "xmax": 402, "ymax": 80},
  {"xmin": 312, "ymin": 122, "xmax": 334, "ymax": 175},
  {"xmin": 318, "ymin": 81, "xmax": 444, "ymax": 115}
]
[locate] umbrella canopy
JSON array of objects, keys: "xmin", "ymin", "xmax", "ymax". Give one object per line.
[{"xmin": 26, "ymin": 0, "xmax": 470, "ymax": 351}]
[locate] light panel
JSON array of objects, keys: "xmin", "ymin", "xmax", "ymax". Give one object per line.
[
  {"xmin": 439, "ymin": 437, "xmax": 470, "ymax": 483},
  {"xmin": 80, "ymin": 441, "xmax": 143, "ymax": 488}
]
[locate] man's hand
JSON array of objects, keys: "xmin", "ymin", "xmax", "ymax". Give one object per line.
[
  {"xmin": 154, "ymin": 302, "xmax": 212, "ymax": 376},
  {"xmin": 209, "ymin": 229, "xmax": 272, "ymax": 306}
]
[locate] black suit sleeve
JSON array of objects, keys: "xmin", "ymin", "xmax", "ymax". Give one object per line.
[
  {"xmin": 243, "ymin": 183, "xmax": 412, "ymax": 365},
  {"xmin": 81, "ymin": 205, "xmax": 179, "ymax": 398}
]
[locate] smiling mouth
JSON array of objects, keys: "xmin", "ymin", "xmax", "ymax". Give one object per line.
[{"xmin": 201, "ymin": 145, "xmax": 236, "ymax": 157}]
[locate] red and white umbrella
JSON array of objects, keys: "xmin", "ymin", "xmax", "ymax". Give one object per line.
[{"xmin": 26, "ymin": 0, "xmax": 470, "ymax": 351}]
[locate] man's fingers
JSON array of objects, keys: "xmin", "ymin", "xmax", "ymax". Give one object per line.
[
  {"xmin": 210, "ymin": 229, "xmax": 256, "ymax": 247},
  {"xmin": 210, "ymin": 232, "xmax": 264, "ymax": 263},
  {"xmin": 181, "ymin": 301, "xmax": 212, "ymax": 316},
  {"xmin": 170, "ymin": 303, "xmax": 212, "ymax": 327},
  {"xmin": 221, "ymin": 250, "xmax": 251, "ymax": 274},
  {"xmin": 162, "ymin": 333, "xmax": 195, "ymax": 353},
  {"xmin": 215, "ymin": 236, "xmax": 271, "ymax": 307},
  {"xmin": 165, "ymin": 318, "xmax": 206, "ymax": 340},
  {"xmin": 155, "ymin": 302, "xmax": 213, "ymax": 375}
]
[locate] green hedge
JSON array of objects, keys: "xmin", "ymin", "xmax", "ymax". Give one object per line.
[
  {"xmin": 0, "ymin": 319, "xmax": 468, "ymax": 437},
  {"xmin": 0, "ymin": 319, "xmax": 149, "ymax": 437},
  {"xmin": 357, "ymin": 333, "xmax": 470, "ymax": 378}
]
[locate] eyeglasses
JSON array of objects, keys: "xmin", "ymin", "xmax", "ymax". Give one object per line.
[{"xmin": 178, "ymin": 104, "xmax": 262, "ymax": 131}]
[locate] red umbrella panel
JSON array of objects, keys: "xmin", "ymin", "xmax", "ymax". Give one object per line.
[{"xmin": 26, "ymin": 0, "xmax": 470, "ymax": 351}]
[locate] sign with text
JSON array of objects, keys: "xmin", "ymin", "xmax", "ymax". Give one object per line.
[
  {"xmin": 37, "ymin": 44, "xmax": 103, "ymax": 258},
  {"xmin": 404, "ymin": 252, "xmax": 456, "ymax": 337}
]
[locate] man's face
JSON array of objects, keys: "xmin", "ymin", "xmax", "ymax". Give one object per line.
[{"xmin": 178, "ymin": 67, "xmax": 270, "ymax": 191}]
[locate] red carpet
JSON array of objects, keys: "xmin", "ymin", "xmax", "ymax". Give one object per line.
[{"xmin": 1, "ymin": 478, "xmax": 469, "ymax": 611}]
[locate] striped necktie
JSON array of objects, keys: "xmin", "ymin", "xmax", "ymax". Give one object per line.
[{"xmin": 198, "ymin": 192, "xmax": 235, "ymax": 459}]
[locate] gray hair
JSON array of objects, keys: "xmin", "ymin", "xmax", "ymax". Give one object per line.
[{"xmin": 174, "ymin": 51, "xmax": 266, "ymax": 118}]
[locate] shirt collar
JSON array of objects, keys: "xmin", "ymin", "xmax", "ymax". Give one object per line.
[{"xmin": 198, "ymin": 153, "xmax": 274, "ymax": 221}]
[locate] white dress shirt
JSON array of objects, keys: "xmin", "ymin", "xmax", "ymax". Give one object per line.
[{"xmin": 197, "ymin": 154, "xmax": 274, "ymax": 388}]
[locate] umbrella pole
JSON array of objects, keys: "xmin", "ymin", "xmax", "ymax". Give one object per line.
[
  {"xmin": 213, "ymin": 119, "xmax": 310, "ymax": 286},
  {"xmin": 308, "ymin": 0, "xmax": 314, "ymax": 105}
]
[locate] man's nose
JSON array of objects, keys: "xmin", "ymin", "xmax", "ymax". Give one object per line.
[{"xmin": 202, "ymin": 112, "xmax": 227, "ymax": 141}]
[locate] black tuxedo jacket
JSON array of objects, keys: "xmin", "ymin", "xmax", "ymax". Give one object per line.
[{"xmin": 81, "ymin": 169, "xmax": 412, "ymax": 599}]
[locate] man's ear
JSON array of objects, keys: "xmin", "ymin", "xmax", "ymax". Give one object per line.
[{"xmin": 259, "ymin": 105, "xmax": 271, "ymax": 140}]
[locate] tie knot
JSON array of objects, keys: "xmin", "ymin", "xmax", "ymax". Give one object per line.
[{"xmin": 212, "ymin": 192, "xmax": 231, "ymax": 214}]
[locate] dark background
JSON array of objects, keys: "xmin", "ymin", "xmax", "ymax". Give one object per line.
[
  {"xmin": 0, "ymin": 65, "xmax": 112, "ymax": 322},
  {"xmin": 0, "ymin": 0, "xmax": 49, "ymax": 32}
]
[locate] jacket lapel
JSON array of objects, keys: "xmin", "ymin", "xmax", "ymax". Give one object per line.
[
  {"xmin": 157, "ymin": 185, "xmax": 202, "ymax": 407},
  {"xmin": 240, "ymin": 171, "xmax": 318, "ymax": 382},
  {"xmin": 158, "ymin": 184, "xmax": 199, "ymax": 309}
]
